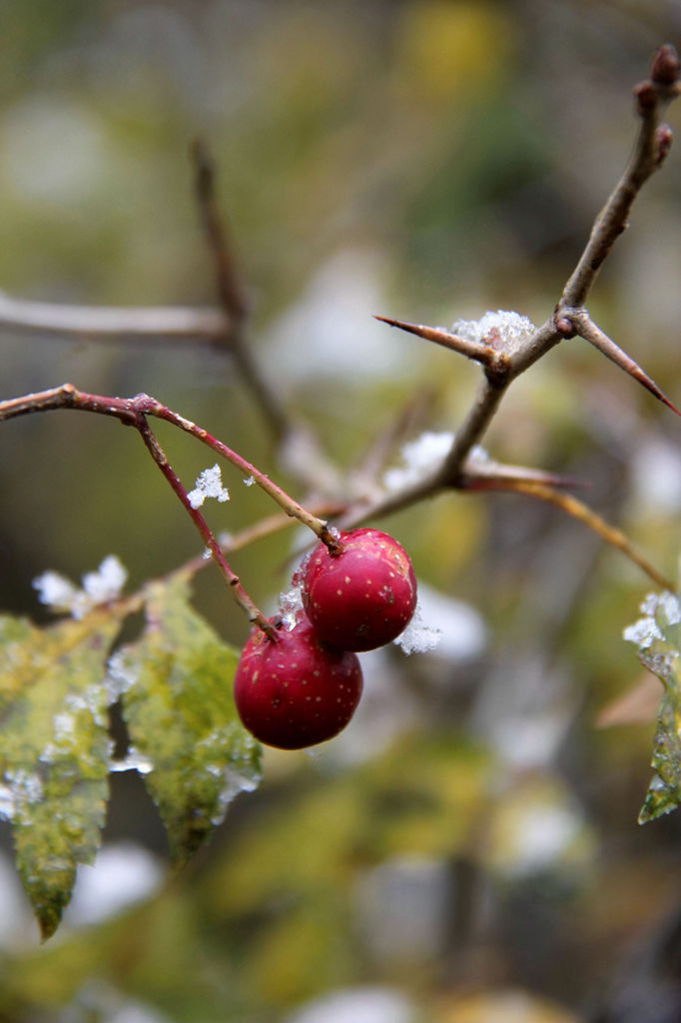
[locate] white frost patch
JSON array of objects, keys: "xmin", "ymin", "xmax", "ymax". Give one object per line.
[
  {"xmin": 279, "ymin": 581, "xmax": 306, "ymax": 631},
  {"xmin": 243, "ymin": 475, "xmax": 255, "ymax": 487},
  {"xmin": 383, "ymin": 432, "xmax": 454, "ymax": 493},
  {"xmin": 105, "ymin": 649, "xmax": 140, "ymax": 701},
  {"xmin": 187, "ymin": 464, "xmax": 229, "ymax": 509},
  {"xmin": 32, "ymin": 571, "xmax": 80, "ymax": 614},
  {"xmin": 395, "ymin": 583, "xmax": 486, "ymax": 660},
  {"xmin": 451, "ymin": 309, "xmax": 536, "ymax": 353},
  {"xmin": 64, "ymin": 842, "xmax": 163, "ymax": 927},
  {"xmin": 110, "ymin": 748, "xmax": 154, "ymax": 775},
  {"xmin": 394, "ymin": 604, "xmax": 441, "ymax": 655},
  {"xmin": 34, "ymin": 555, "xmax": 127, "ymax": 620},
  {"xmin": 623, "ymin": 590, "xmax": 680, "ymax": 648}
]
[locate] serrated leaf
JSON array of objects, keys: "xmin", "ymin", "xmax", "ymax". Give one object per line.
[
  {"xmin": 624, "ymin": 591, "xmax": 681, "ymax": 822},
  {"xmin": 0, "ymin": 609, "xmax": 125, "ymax": 939},
  {"xmin": 120, "ymin": 578, "xmax": 260, "ymax": 866}
]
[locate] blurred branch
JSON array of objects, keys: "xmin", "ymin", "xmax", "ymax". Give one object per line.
[
  {"xmin": 491, "ymin": 480, "xmax": 674, "ymax": 591},
  {"xmin": 0, "ymin": 291, "xmax": 226, "ymax": 342},
  {"xmin": 190, "ymin": 139, "xmax": 341, "ymax": 493}
]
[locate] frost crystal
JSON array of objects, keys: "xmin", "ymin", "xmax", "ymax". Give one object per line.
[
  {"xmin": 243, "ymin": 475, "xmax": 255, "ymax": 487},
  {"xmin": 81, "ymin": 555, "xmax": 127, "ymax": 604},
  {"xmin": 33, "ymin": 571, "xmax": 80, "ymax": 613},
  {"xmin": 394, "ymin": 601, "xmax": 442, "ymax": 655},
  {"xmin": 279, "ymin": 580, "xmax": 305, "ymax": 631},
  {"xmin": 34, "ymin": 555, "xmax": 127, "ymax": 619},
  {"xmin": 105, "ymin": 649, "xmax": 140, "ymax": 700},
  {"xmin": 452, "ymin": 310, "xmax": 536, "ymax": 353},
  {"xmin": 383, "ymin": 432, "xmax": 454, "ymax": 493},
  {"xmin": 187, "ymin": 464, "xmax": 230, "ymax": 508},
  {"xmin": 110, "ymin": 748, "xmax": 154, "ymax": 775}
]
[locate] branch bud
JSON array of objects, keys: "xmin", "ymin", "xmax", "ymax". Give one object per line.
[
  {"xmin": 655, "ymin": 124, "xmax": 674, "ymax": 165},
  {"xmin": 634, "ymin": 81, "xmax": 657, "ymax": 112},
  {"xmin": 651, "ymin": 44, "xmax": 680, "ymax": 86}
]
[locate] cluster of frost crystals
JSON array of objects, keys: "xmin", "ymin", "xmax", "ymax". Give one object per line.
[
  {"xmin": 33, "ymin": 555, "xmax": 127, "ymax": 620},
  {"xmin": 105, "ymin": 648, "xmax": 141, "ymax": 701},
  {"xmin": 623, "ymin": 590, "xmax": 681, "ymax": 679},
  {"xmin": 383, "ymin": 431, "xmax": 454, "ymax": 493},
  {"xmin": 394, "ymin": 601, "xmax": 442, "ymax": 656},
  {"xmin": 187, "ymin": 464, "xmax": 230, "ymax": 509},
  {"xmin": 452, "ymin": 310, "xmax": 536, "ymax": 354},
  {"xmin": 195, "ymin": 725, "xmax": 261, "ymax": 826},
  {"xmin": 623, "ymin": 591, "xmax": 681, "ymax": 649},
  {"xmin": 279, "ymin": 583, "xmax": 305, "ymax": 631},
  {"xmin": 0, "ymin": 770, "xmax": 44, "ymax": 820},
  {"xmin": 110, "ymin": 747, "xmax": 154, "ymax": 775}
]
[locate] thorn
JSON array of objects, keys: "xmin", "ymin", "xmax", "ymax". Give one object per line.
[
  {"xmin": 374, "ymin": 315, "xmax": 493, "ymax": 366},
  {"xmin": 575, "ymin": 316, "xmax": 681, "ymax": 417}
]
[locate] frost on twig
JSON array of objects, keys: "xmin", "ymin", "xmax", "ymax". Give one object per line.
[
  {"xmin": 452, "ymin": 310, "xmax": 536, "ymax": 354},
  {"xmin": 383, "ymin": 430, "xmax": 489, "ymax": 494},
  {"xmin": 34, "ymin": 555, "xmax": 128, "ymax": 620},
  {"xmin": 187, "ymin": 464, "xmax": 230, "ymax": 509}
]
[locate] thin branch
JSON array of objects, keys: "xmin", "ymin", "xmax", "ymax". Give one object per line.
[
  {"xmin": 489, "ymin": 479, "xmax": 674, "ymax": 591},
  {"xmin": 435, "ymin": 374, "xmax": 509, "ymax": 486},
  {"xmin": 0, "ymin": 384, "xmax": 342, "ymax": 552},
  {"xmin": 191, "ymin": 138, "xmax": 250, "ymax": 328},
  {"xmin": 190, "ymin": 140, "xmax": 296, "ymax": 444},
  {"xmin": 135, "ymin": 417, "xmax": 277, "ymax": 638},
  {"xmin": 0, "ymin": 291, "xmax": 227, "ymax": 342},
  {"xmin": 561, "ymin": 47, "xmax": 679, "ymax": 308}
]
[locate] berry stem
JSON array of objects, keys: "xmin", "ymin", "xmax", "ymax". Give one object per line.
[{"xmin": 136, "ymin": 417, "xmax": 278, "ymax": 639}]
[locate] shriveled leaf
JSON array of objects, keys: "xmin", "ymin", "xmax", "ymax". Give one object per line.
[
  {"xmin": 0, "ymin": 609, "xmax": 125, "ymax": 939},
  {"xmin": 623, "ymin": 591, "xmax": 681, "ymax": 823},
  {"xmin": 119, "ymin": 578, "xmax": 260, "ymax": 866}
]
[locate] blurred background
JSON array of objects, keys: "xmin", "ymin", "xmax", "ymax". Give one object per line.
[{"xmin": 2, "ymin": 1, "xmax": 681, "ymax": 1020}]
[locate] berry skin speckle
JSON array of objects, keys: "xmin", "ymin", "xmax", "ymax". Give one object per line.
[
  {"xmin": 234, "ymin": 616, "xmax": 363, "ymax": 749},
  {"xmin": 302, "ymin": 528, "xmax": 417, "ymax": 652}
]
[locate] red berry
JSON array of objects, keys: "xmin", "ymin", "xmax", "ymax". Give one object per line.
[
  {"xmin": 302, "ymin": 528, "xmax": 417, "ymax": 652},
  {"xmin": 234, "ymin": 616, "xmax": 363, "ymax": 750}
]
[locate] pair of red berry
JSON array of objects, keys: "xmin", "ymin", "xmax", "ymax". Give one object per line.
[{"xmin": 234, "ymin": 528, "xmax": 417, "ymax": 750}]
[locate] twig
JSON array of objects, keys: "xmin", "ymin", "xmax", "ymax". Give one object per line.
[
  {"xmin": 135, "ymin": 417, "xmax": 277, "ymax": 638},
  {"xmin": 0, "ymin": 291, "xmax": 226, "ymax": 342},
  {"xmin": 0, "ymin": 383, "xmax": 342, "ymax": 553},
  {"xmin": 561, "ymin": 47, "xmax": 679, "ymax": 308}
]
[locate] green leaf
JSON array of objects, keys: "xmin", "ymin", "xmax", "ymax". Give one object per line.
[
  {"xmin": 0, "ymin": 609, "xmax": 125, "ymax": 939},
  {"xmin": 119, "ymin": 578, "xmax": 260, "ymax": 866},
  {"xmin": 624, "ymin": 591, "xmax": 681, "ymax": 823}
]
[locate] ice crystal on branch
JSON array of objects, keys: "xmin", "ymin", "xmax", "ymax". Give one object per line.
[
  {"xmin": 187, "ymin": 464, "xmax": 230, "ymax": 508},
  {"xmin": 383, "ymin": 431, "xmax": 454, "ymax": 492},
  {"xmin": 452, "ymin": 310, "xmax": 536, "ymax": 354}
]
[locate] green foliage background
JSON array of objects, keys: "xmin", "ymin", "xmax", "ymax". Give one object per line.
[{"xmin": 1, "ymin": 1, "xmax": 681, "ymax": 1021}]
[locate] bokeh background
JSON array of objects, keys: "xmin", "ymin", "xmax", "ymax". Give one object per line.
[{"xmin": 2, "ymin": 1, "xmax": 681, "ymax": 1021}]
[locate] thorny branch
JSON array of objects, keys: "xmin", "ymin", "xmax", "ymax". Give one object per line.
[
  {"xmin": 0, "ymin": 47, "xmax": 680, "ymax": 594},
  {"xmin": 367, "ymin": 46, "xmax": 681, "ymax": 528}
]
